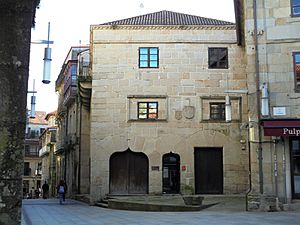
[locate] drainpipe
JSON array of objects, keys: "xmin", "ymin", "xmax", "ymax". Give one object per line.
[
  {"xmin": 253, "ymin": 0, "xmax": 264, "ymax": 195},
  {"xmin": 273, "ymin": 139, "xmax": 278, "ymax": 197},
  {"xmin": 77, "ymin": 99, "xmax": 82, "ymax": 194},
  {"xmin": 282, "ymin": 138, "xmax": 287, "ymax": 204},
  {"xmin": 246, "ymin": 126, "xmax": 252, "ymax": 211}
]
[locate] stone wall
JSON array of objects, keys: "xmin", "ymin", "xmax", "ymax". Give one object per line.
[
  {"xmin": 242, "ymin": 0, "xmax": 300, "ymax": 210},
  {"xmin": 90, "ymin": 25, "xmax": 249, "ymax": 202}
]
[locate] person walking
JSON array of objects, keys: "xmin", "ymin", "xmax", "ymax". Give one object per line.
[
  {"xmin": 42, "ymin": 181, "xmax": 49, "ymax": 199},
  {"xmin": 56, "ymin": 180, "xmax": 67, "ymax": 204}
]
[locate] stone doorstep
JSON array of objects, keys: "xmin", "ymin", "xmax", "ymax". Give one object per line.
[
  {"xmin": 107, "ymin": 199, "xmax": 213, "ymax": 212},
  {"xmin": 74, "ymin": 194, "xmax": 90, "ymax": 204},
  {"xmin": 95, "ymin": 194, "xmax": 245, "ymax": 212}
]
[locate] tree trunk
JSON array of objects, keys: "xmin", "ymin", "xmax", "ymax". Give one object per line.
[{"xmin": 0, "ymin": 1, "xmax": 39, "ymax": 224}]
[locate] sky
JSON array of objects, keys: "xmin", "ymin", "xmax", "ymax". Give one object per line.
[{"xmin": 28, "ymin": 0, "xmax": 235, "ymax": 113}]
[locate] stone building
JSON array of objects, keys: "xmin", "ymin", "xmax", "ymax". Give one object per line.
[
  {"xmin": 23, "ymin": 111, "xmax": 47, "ymax": 198},
  {"xmin": 39, "ymin": 111, "xmax": 57, "ymax": 197},
  {"xmin": 234, "ymin": 0, "xmax": 300, "ymax": 210},
  {"xmin": 55, "ymin": 46, "xmax": 91, "ymax": 199},
  {"xmin": 89, "ymin": 10, "xmax": 249, "ymax": 203}
]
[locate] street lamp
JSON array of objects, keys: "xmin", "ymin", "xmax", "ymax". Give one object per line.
[
  {"xmin": 42, "ymin": 22, "xmax": 52, "ymax": 84},
  {"xmin": 28, "ymin": 79, "xmax": 37, "ymax": 118},
  {"xmin": 31, "ymin": 22, "xmax": 53, "ymax": 84}
]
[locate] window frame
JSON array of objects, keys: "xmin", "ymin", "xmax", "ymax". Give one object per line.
[
  {"xmin": 208, "ymin": 47, "xmax": 229, "ymax": 69},
  {"xmin": 137, "ymin": 102, "xmax": 158, "ymax": 120},
  {"xmin": 291, "ymin": 0, "xmax": 300, "ymax": 17},
  {"xmin": 293, "ymin": 52, "xmax": 300, "ymax": 92},
  {"xmin": 209, "ymin": 102, "xmax": 226, "ymax": 121},
  {"xmin": 139, "ymin": 47, "xmax": 159, "ymax": 69}
]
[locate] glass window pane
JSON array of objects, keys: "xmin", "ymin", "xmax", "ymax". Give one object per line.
[
  {"xmin": 149, "ymin": 113, "xmax": 157, "ymax": 118},
  {"xmin": 139, "ymin": 114, "xmax": 147, "ymax": 119},
  {"xmin": 149, "ymin": 109, "xmax": 157, "ymax": 113},
  {"xmin": 139, "ymin": 109, "xmax": 147, "ymax": 113},
  {"xmin": 150, "ymin": 61, "xmax": 158, "ymax": 68},
  {"xmin": 294, "ymin": 158, "xmax": 300, "ymax": 173},
  {"xmin": 295, "ymin": 53, "xmax": 300, "ymax": 62},
  {"xmin": 294, "ymin": 176, "xmax": 300, "ymax": 193},
  {"xmin": 294, "ymin": 8, "xmax": 300, "ymax": 15},
  {"xmin": 292, "ymin": 140, "xmax": 300, "ymax": 153},
  {"xmin": 139, "ymin": 103, "xmax": 147, "ymax": 108},
  {"xmin": 209, "ymin": 48, "xmax": 228, "ymax": 69},
  {"xmin": 140, "ymin": 61, "xmax": 148, "ymax": 67},
  {"xmin": 149, "ymin": 103, "xmax": 157, "ymax": 108},
  {"xmin": 140, "ymin": 55, "xmax": 148, "ymax": 61},
  {"xmin": 140, "ymin": 48, "xmax": 148, "ymax": 54},
  {"xmin": 150, "ymin": 48, "xmax": 158, "ymax": 54},
  {"xmin": 150, "ymin": 55, "xmax": 157, "ymax": 60},
  {"xmin": 293, "ymin": 0, "xmax": 300, "ymax": 6}
]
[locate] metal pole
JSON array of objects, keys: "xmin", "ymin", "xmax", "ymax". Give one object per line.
[{"xmin": 47, "ymin": 22, "xmax": 50, "ymax": 48}]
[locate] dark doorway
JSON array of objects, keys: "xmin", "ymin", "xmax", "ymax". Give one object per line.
[
  {"xmin": 290, "ymin": 137, "xmax": 300, "ymax": 199},
  {"xmin": 109, "ymin": 148, "xmax": 148, "ymax": 195},
  {"xmin": 194, "ymin": 147, "xmax": 223, "ymax": 194},
  {"xmin": 162, "ymin": 153, "xmax": 180, "ymax": 194}
]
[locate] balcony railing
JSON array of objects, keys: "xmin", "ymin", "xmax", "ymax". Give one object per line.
[
  {"xmin": 39, "ymin": 145, "xmax": 50, "ymax": 157},
  {"xmin": 25, "ymin": 151, "xmax": 39, "ymax": 157}
]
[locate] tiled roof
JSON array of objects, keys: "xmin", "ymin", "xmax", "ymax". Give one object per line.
[
  {"xmin": 101, "ymin": 10, "xmax": 234, "ymax": 26},
  {"xmin": 29, "ymin": 111, "xmax": 47, "ymax": 125}
]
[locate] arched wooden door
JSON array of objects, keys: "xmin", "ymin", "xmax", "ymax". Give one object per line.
[
  {"xmin": 162, "ymin": 153, "xmax": 180, "ymax": 194},
  {"xmin": 109, "ymin": 148, "xmax": 149, "ymax": 195}
]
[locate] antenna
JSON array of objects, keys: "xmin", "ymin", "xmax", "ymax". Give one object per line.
[{"xmin": 139, "ymin": 2, "xmax": 144, "ymax": 14}]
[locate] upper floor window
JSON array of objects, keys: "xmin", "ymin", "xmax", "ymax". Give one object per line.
[
  {"xmin": 208, "ymin": 47, "xmax": 228, "ymax": 69},
  {"xmin": 210, "ymin": 103, "xmax": 225, "ymax": 120},
  {"xmin": 71, "ymin": 64, "xmax": 77, "ymax": 80},
  {"xmin": 24, "ymin": 162, "xmax": 31, "ymax": 176},
  {"xmin": 294, "ymin": 52, "xmax": 300, "ymax": 92},
  {"xmin": 291, "ymin": 0, "xmax": 300, "ymax": 16},
  {"xmin": 139, "ymin": 47, "xmax": 159, "ymax": 68},
  {"xmin": 138, "ymin": 102, "xmax": 158, "ymax": 119}
]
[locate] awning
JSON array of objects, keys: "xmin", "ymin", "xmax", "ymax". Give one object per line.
[{"xmin": 262, "ymin": 119, "xmax": 300, "ymax": 136}]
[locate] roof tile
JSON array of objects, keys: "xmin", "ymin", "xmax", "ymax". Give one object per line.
[{"xmin": 101, "ymin": 10, "xmax": 234, "ymax": 26}]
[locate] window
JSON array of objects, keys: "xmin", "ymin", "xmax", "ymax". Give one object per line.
[
  {"xmin": 24, "ymin": 162, "xmax": 31, "ymax": 176},
  {"xmin": 291, "ymin": 0, "xmax": 300, "ymax": 16},
  {"xmin": 128, "ymin": 96, "xmax": 167, "ymax": 121},
  {"xmin": 139, "ymin": 47, "xmax": 159, "ymax": 68},
  {"xmin": 208, "ymin": 48, "xmax": 228, "ymax": 69},
  {"xmin": 138, "ymin": 102, "xmax": 158, "ymax": 119},
  {"xmin": 294, "ymin": 52, "xmax": 300, "ymax": 92},
  {"xmin": 71, "ymin": 64, "xmax": 77, "ymax": 80},
  {"xmin": 25, "ymin": 145, "xmax": 30, "ymax": 156},
  {"xmin": 210, "ymin": 103, "xmax": 225, "ymax": 120}
]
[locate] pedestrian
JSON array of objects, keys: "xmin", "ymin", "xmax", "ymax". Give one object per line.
[
  {"xmin": 42, "ymin": 181, "xmax": 49, "ymax": 199},
  {"xmin": 34, "ymin": 189, "xmax": 40, "ymax": 199},
  {"xmin": 56, "ymin": 180, "xmax": 67, "ymax": 204}
]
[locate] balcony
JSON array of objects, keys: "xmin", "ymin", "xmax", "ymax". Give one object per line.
[
  {"xmin": 78, "ymin": 65, "xmax": 92, "ymax": 109},
  {"xmin": 39, "ymin": 145, "xmax": 50, "ymax": 157},
  {"xmin": 63, "ymin": 77, "xmax": 77, "ymax": 106}
]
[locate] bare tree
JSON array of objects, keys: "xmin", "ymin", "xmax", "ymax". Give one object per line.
[{"xmin": 0, "ymin": 1, "xmax": 40, "ymax": 224}]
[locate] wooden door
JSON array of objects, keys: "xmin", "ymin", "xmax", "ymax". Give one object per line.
[
  {"xmin": 194, "ymin": 147, "xmax": 223, "ymax": 194},
  {"xmin": 109, "ymin": 149, "xmax": 148, "ymax": 195}
]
